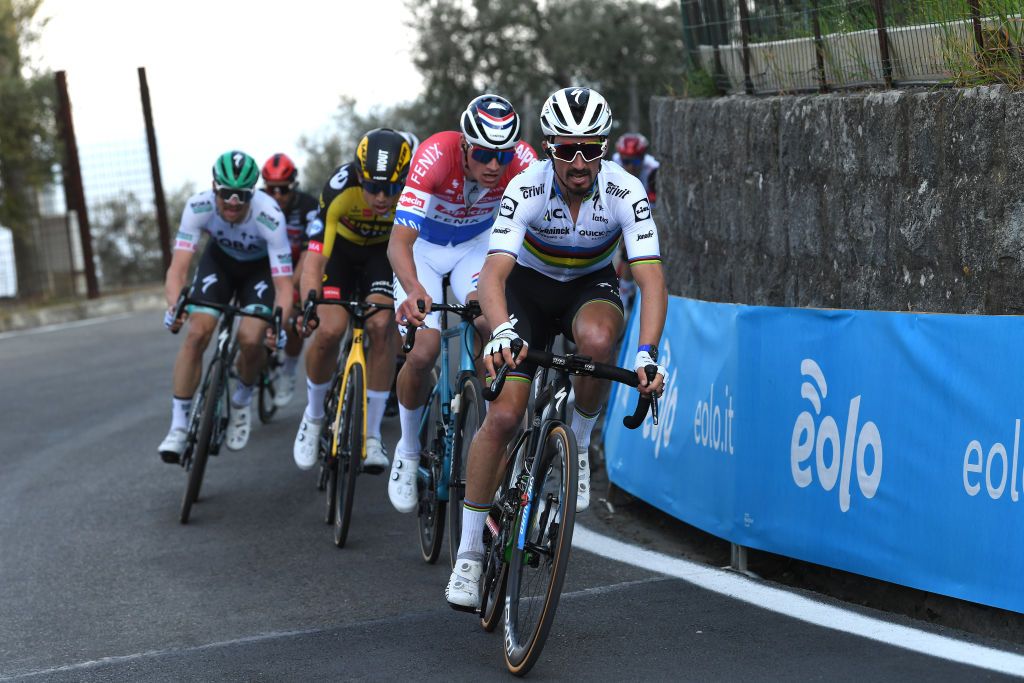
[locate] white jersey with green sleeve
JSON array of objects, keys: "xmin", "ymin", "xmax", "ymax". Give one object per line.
[
  {"xmin": 174, "ymin": 190, "xmax": 293, "ymax": 276},
  {"xmin": 487, "ymin": 159, "xmax": 661, "ymax": 282}
]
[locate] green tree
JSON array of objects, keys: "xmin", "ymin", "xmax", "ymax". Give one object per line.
[
  {"xmin": 298, "ymin": 96, "xmax": 421, "ymax": 193},
  {"xmin": 403, "ymin": 0, "xmax": 686, "ymax": 148}
]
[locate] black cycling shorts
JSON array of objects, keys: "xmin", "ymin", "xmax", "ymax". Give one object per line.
[
  {"xmin": 322, "ymin": 242, "xmax": 394, "ymax": 300},
  {"xmin": 189, "ymin": 243, "xmax": 274, "ymax": 315},
  {"xmin": 504, "ymin": 264, "xmax": 623, "ymax": 380}
]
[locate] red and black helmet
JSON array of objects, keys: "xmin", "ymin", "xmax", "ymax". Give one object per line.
[
  {"xmin": 615, "ymin": 133, "xmax": 649, "ymax": 158},
  {"xmin": 261, "ymin": 153, "xmax": 298, "ymax": 184}
]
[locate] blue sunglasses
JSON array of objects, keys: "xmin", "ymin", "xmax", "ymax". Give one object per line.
[{"xmin": 470, "ymin": 146, "xmax": 515, "ymax": 165}]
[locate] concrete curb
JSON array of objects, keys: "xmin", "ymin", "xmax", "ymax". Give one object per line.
[{"xmin": 0, "ymin": 286, "xmax": 166, "ymax": 333}]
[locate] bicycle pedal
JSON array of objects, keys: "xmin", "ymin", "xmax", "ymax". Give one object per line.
[{"xmin": 362, "ymin": 463, "xmax": 386, "ymax": 476}]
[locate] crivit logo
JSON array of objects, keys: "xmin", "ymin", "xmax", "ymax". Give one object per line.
[
  {"xmin": 962, "ymin": 420, "xmax": 1024, "ymax": 501},
  {"xmin": 790, "ymin": 359, "xmax": 883, "ymax": 512}
]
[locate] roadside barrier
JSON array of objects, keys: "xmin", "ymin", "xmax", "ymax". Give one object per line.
[{"xmin": 605, "ymin": 294, "xmax": 1024, "ymax": 613}]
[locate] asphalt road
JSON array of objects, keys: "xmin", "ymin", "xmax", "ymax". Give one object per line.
[{"xmin": 1, "ymin": 311, "xmax": 1021, "ymax": 681}]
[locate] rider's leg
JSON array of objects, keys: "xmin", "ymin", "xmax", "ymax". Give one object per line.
[
  {"xmin": 303, "ymin": 303, "xmax": 350, "ymax": 420},
  {"xmin": 365, "ymin": 293, "xmax": 397, "ymax": 439},
  {"xmin": 569, "ymin": 300, "xmax": 624, "ymax": 450},
  {"xmin": 234, "ymin": 316, "xmax": 268, "ymax": 405},
  {"xmin": 170, "ymin": 311, "xmax": 218, "ymax": 429}
]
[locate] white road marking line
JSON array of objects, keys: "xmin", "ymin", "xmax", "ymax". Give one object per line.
[
  {"xmin": 0, "ymin": 313, "xmax": 136, "ymax": 340},
  {"xmin": 573, "ymin": 524, "xmax": 1024, "ymax": 677}
]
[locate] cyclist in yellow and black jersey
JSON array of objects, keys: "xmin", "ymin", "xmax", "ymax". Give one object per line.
[{"xmin": 293, "ymin": 128, "xmax": 416, "ymax": 473}]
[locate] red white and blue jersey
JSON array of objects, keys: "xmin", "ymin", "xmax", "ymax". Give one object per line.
[{"xmin": 394, "ymin": 131, "xmax": 536, "ymax": 246}]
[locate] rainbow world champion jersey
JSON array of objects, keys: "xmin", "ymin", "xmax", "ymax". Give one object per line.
[
  {"xmin": 487, "ymin": 160, "xmax": 662, "ymax": 282},
  {"xmin": 394, "ymin": 130, "xmax": 536, "ymax": 246}
]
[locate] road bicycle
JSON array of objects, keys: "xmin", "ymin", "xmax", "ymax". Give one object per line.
[
  {"xmin": 477, "ymin": 338, "xmax": 657, "ymax": 676},
  {"xmin": 257, "ymin": 349, "xmax": 284, "ymax": 423},
  {"xmin": 169, "ymin": 286, "xmax": 282, "ymax": 525},
  {"xmin": 402, "ymin": 285, "xmax": 485, "ymax": 566},
  {"xmin": 303, "ymin": 291, "xmax": 392, "ymax": 548}
]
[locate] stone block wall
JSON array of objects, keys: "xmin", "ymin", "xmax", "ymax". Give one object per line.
[{"xmin": 650, "ymin": 87, "xmax": 1024, "ymax": 313}]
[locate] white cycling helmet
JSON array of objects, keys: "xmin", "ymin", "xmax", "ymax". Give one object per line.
[
  {"xmin": 460, "ymin": 94, "xmax": 521, "ymax": 150},
  {"xmin": 539, "ymin": 87, "xmax": 613, "ymax": 138}
]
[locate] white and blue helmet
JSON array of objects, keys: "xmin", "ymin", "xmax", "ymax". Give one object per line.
[{"xmin": 460, "ymin": 94, "xmax": 521, "ymax": 150}]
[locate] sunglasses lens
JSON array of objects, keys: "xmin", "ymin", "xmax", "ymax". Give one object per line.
[
  {"xmin": 552, "ymin": 143, "xmax": 605, "ymax": 163},
  {"xmin": 361, "ymin": 180, "xmax": 402, "ymax": 196},
  {"xmin": 470, "ymin": 148, "xmax": 514, "ymax": 165},
  {"xmin": 218, "ymin": 187, "xmax": 253, "ymax": 202},
  {"xmin": 267, "ymin": 185, "xmax": 292, "ymax": 195}
]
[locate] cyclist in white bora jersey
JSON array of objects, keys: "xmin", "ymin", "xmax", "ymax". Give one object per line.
[
  {"xmin": 444, "ymin": 87, "xmax": 668, "ymax": 610},
  {"xmin": 159, "ymin": 151, "xmax": 293, "ymax": 463}
]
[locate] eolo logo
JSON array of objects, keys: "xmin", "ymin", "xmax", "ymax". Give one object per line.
[{"xmin": 790, "ymin": 359, "xmax": 883, "ymax": 512}]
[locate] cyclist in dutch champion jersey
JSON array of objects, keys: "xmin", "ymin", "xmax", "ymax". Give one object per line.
[
  {"xmin": 291, "ymin": 128, "xmax": 415, "ymax": 473},
  {"xmin": 260, "ymin": 152, "xmax": 320, "ymax": 407},
  {"xmin": 158, "ymin": 151, "xmax": 293, "ymax": 463},
  {"xmin": 386, "ymin": 94, "xmax": 536, "ymax": 514},
  {"xmin": 444, "ymin": 88, "xmax": 668, "ymax": 610}
]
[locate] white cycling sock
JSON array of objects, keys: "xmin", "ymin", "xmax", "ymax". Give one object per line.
[
  {"xmin": 283, "ymin": 354, "xmax": 299, "ymax": 377},
  {"xmin": 457, "ymin": 499, "xmax": 489, "ymax": 561},
  {"xmin": 232, "ymin": 382, "xmax": 254, "ymax": 408},
  {"xmin": 367, "ymin": 390, "xmax": 389, "ymax": 439},
  {"xmin": 396, "ymin": 403, "xmax": 425, "ymax": 458},
  {"xmin": 305, "ymin": 378, "xmax": 332, "ymax": 421},
  {"xmin": 571, "ymin": 406, "xmax": 600, "ymax": 453},
  {"xmin": 171, "ymin": 396, "xmax": 192, "ymax": 431}
]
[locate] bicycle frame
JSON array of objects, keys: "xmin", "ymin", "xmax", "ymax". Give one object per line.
[{"xmin": 419, "ymin": 291, "xmax": 480, "ymax": 502}]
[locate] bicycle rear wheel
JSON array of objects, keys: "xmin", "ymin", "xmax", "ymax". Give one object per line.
[
  {"xmin": 180, "ymin": 357, "xmax": 223, "ymax": 524},
  {"xmin": 333, "ymin": 364, "xmax": 362, "ymax": 548},
  {"xmin": 257, "ymin": 363, "xmax": 277, "ymax": 424},
  {"xmin": 417, "ymin": 386, "xmax": 445, "ymax": 564},
  {"xmin": 448, "ymin": 373, "xmax": 483, "ymax": 567},
  {"xmin": 503, "ymin": 423, "xmax": 578, "ymax": 676}
]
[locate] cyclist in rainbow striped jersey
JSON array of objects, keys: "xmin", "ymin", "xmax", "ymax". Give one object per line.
[{"xmin": 445, "ymin": 87, "xmax": 667, "ymax": 610}]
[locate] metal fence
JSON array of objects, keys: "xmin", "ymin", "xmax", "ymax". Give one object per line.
[
  {"xmin": 8, "ymin": 68, "xmax": 170, "ymax": 303},
  {"xmin": 680, "ymin": 0, "xmax": 1024, "ymax": 94}
]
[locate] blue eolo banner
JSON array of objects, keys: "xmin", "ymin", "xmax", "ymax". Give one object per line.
[{"xmin": 605, "ymin": 296, "xmax": 1024, "ymax": 613}]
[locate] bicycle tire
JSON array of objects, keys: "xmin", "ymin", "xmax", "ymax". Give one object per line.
[
  {"xmin": 321, "ymin": 372, "xmax": 343, "ymax": 521},
  {"xmin": 257, "ymin": 366, "xmax": 277, "ymax": 423},
  {"xmin": 417, "ymin": 387, "xmax": 445, "ymax": 564},
  {"xmin": 448, "ymin": 373, "xmax": 483, "ymax": 568},
  {"xmin": 180, "ymin": 357, "xmax": 223, "ymax": 524},
  {"xmin": 333, "ymin": 364, "xmax": 362, "ymax": 548},
  {"xmin": 503, "ymin": 423, "xmax": 578, "ymax": 676},
  {"xmin": 480, "ymin": 446, "xmax": 519, "ymax": 632}
]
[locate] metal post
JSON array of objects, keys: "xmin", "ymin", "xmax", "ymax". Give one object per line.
[
  {"xmin": 138, "ymin": 67, "xmax": 172, "ymax": 271},
  {"xmin": 810, "ymin": 0, "xmax": 828, "ymax": 92},
  {"xmin": 872, "ymin": 0, "xmax": 893, "ymax": 88},
  {"xmin": 737, "ymin": 0, "xmax": 755, "ymax": 94},
  {"xmin": 731, "ymin": 544, "xmax": 748, "ymax": 573},
  {"xmin": 967, "ymin": 0, "xmax": 984, "ymax": 57},
  {"xmin": 55, "ymin": 70, "xmax": 99, "ymax": 299}
]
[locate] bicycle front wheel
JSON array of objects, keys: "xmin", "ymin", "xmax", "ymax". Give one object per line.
[
  {"xmin": 503, "ymin": 423, "xmax": 578, "ymax": 676},
  {"xmin": 417, "ymin": 386, "xmax": 445, "ymax": 564},
  {"xmin": 320, "ymin": 372, "xmax": 343, "ymax": 522},
  {"xmin": 333, "ymin": 364, "xmax": 362, "ymax": 548},
  {"xmin": 180, "ymin": 357, "xmax": 224, "ymax": 524},
  {"xmin": 448, "ymin": 373, "xmax": 483, "ymax": 567}
]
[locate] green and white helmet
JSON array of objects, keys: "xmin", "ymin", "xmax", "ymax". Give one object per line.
[{"xmin": 212, "ymin": 151, "xmax": 260, "ymax": 189}]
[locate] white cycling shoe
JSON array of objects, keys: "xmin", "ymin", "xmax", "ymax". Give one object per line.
[
  {"xmin": 363, "ymin": 436, "xmax": 389, "ymax": 475},
  {"xmin": 577, "ymin": 448, "xmax": 591, "ymax": 512},
  {"xmin": 388, "ymin": 455, "xmax": 419, "ymax": 513},
  {"xmin": 445, "ymin": 558, "xmax": 482, "ymax": 612},
  {"xmin": 273, "ymin": 372, "xmax": 296, "ymax": 408},
  {"xmin": 226, "ymin": 404, "xmax": 251, "ymax": 451},
  {"xmin": 293, "ymin": 414, "xmax": 323, "ymax": 470},
  {"xmin": 158, "ymin": 428, "xmax": 188, "ymax": 464}
]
